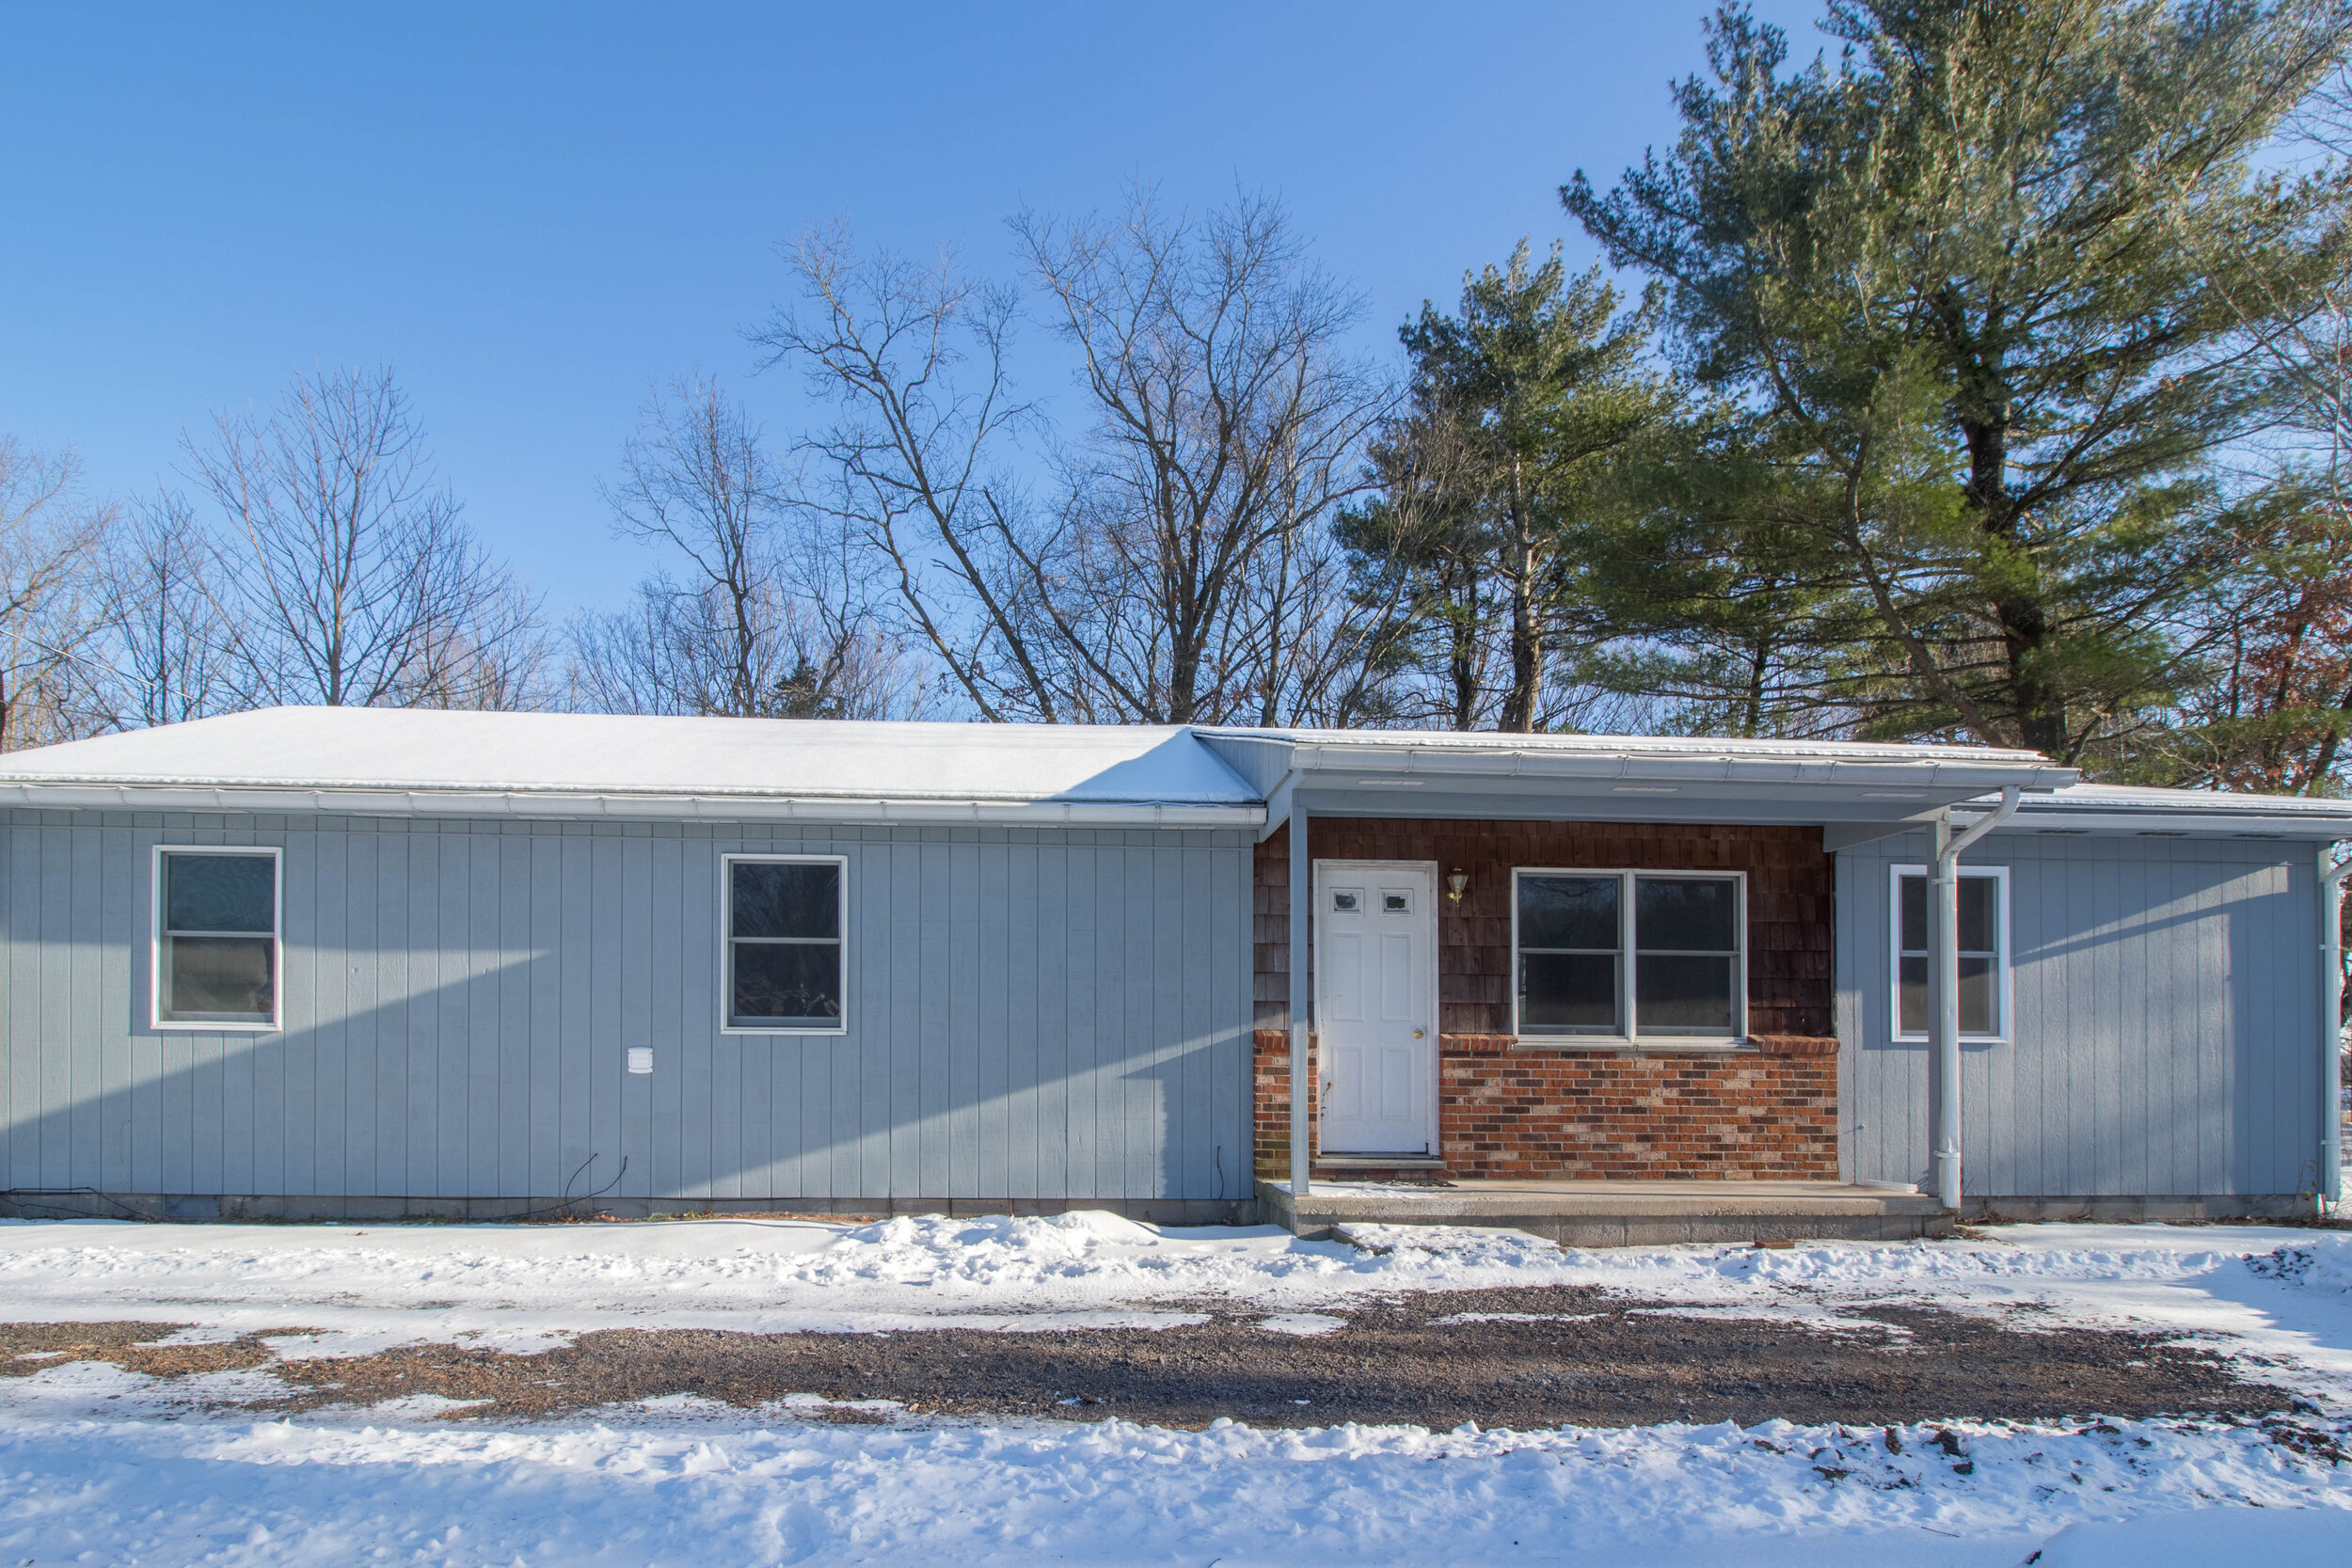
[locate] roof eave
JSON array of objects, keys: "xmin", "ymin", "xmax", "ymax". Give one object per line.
[{"xmin": 0, "ymin": 782, "xmax": 1266, "ymax": 830}]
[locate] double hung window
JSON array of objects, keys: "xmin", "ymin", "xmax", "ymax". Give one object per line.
[
  {"xmin": 723, "ymin": 855, "xmax": 846, "ymax": 1032},
  {"xmin": 1892, "ymin": 865, "xmax": 2009, "ymax": 1038},
  {"xmin": 1513, "ymin": 869, "xmax": 1745, "ymax": 1041},
  {"xmin": 154, "ymin": 847, "xmax": 281, "ymax": 1028}
]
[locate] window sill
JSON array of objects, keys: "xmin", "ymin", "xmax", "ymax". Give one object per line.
[
  {"xmin": 721, "ymin": 1026, "xmax": 850, "ymax": 1037},
  {"xmin": 1891, "ymin": 1034, "xmax": 2010, "ymax": 1047},
  {"xmin": 1504, "ymin": 1036, "xmax": 1755, "ymax": 1055},
  {"xmin": 153, "ymin": 1020, "xmax": 280, "ymax": 1034}
]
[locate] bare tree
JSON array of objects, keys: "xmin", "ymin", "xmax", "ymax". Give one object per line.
[
  {"xmin": 1009, "ymin": 191, "xmax": 1393, "ymax": 723},
  {"xmin": 186, "ymin": 366, "xmax": 545, "ymax": 710},
  {"xmin": 91, "ymin": 491, "xmax": 228, "ymax": 730},
  {"xmin": 0, "ymin": 438, "xmax": 117, "ymax": 749},
  {"xmin": 752, "ymin": 230, "xmax": 1058, "ymax": 721},
  {"xmin": 566, "ymin": 377, "xmax": 916, "ymax": 719},
  {"xmin": 757, "ymin": 197, "xmax": 1394, "ymax": 727}
]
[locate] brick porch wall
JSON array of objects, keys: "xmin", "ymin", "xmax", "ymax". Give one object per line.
[{"xmin": 1253, "ymin": 817, "xmax": 1840, "ymax": 1180}]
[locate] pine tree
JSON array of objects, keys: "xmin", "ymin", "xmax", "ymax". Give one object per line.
[
  {"xmin": 1567, "ymin": 0, "xmax": 2352, "ymax": 765},
  {"xmin": 1366, "ymin": 243, "xmax": 1671, "ymax": 732}
]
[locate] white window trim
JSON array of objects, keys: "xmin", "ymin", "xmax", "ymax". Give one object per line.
[
  {"xmin": 151, "ymin": 843, "xmax": 283, "ymax": 1034},
  {"xmin": 1509, "ymin": 867, "xmax": 1748, "ymax": 1045},
  {"xmin": 1888, "ymin": 863, "xmax": 2011, "ymax": 1044},
  {"xmin": 719, "ymin": 852, "xmax": 850, "ymax": 1037}
]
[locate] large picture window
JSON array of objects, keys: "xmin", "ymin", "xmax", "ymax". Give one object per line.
[
  {"xmin": 1892, "ymin": 865, "xmax": 2009, "ymax": 1039},
  {"xmin": 153, "ymin": 847, "xmax": 280, "ymax": 1029},
  {"xmin": 723, "ymin": 855, "xmax": 846, "ymax": 1032},
  {"xmin": 1514, "ymin": 869, "xmax": 1745, "ymax": 1041}
]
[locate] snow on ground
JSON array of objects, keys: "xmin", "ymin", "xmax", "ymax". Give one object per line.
[
  {"xmin": 0, "ymin": 1392, "xmax": 2347, "ymax": 1566},
  {"xmin": 0, "ymin": 1212, "xmax": 2350, "ymax": 1562},
  {"xmin": 3, "ymin": 1211, "xmax": 2350, "ymax": 1388}
]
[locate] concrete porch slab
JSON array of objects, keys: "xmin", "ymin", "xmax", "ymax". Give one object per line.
[{"xmin": 1257, "ymin": 1178, "xmax": 1952, "ymax": 1247}]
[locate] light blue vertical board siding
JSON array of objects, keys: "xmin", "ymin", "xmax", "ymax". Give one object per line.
[
  {"xmin": 1066, "ymin": 839, "xmax": 1099, "ymax": 1198},
  {"xmin": 66, "ymin": 822, "xmax": 100, "ymax": 1188},
  {"xmin": 1840, "ymin": 832, "xmax": 2321, "ymax": 1198},
  {"xmin": 1006, "ymin": 839, "xmax": 1039, "ymax": 1201},
  {"xmin": 405, "ymin": 833, "xmax": 439, "ymax": 1197},
  {"xmin": 887, "ymin": 836, "xmax": 922, "ymax": 1196},
  {"xmin": 4, "ymin": 827, "xmax": 34, "ymax": 1188},
  {"xmin": 850, "ymin": 828, "xmax": 892, "ymax": 1199},
  {"xmin": 36, "ymin": 824, "xmax": 69, "ymax": 1188},
  {"xmin": 0, "ymin": 811, "xmax": 1251, "ymax": 1204},
  {"xmin": 1036, "ymin": 840, "xmax": 1071, "ymax": 1198},
  {"xmin": 556, "ymin": 834, "xmax": 591, "ymax": 1199},
  {"xmin": 976, "ymin": 837, "xmax": 1009, "ymax": 1200},
  {"xmin": 342, "ymin": 829, "xmax": 379, "ymax": 1196}
]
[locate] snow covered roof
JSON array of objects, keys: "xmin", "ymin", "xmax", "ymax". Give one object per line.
[
  {"xmin": 0, "ymin": 707, "xmax": 1265, "ymax": 827},
  {"xmin": 1, "ymin": 708, "xmax": 2336, "ymax": 840}
]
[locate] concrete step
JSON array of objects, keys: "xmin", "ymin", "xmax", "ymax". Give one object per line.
[{"xmin": 1258, "ymin": 1178, "xmax": 1952, "ymax": 1247}]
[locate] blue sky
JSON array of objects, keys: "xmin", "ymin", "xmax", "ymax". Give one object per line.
[{"xmin": 2, "ymin": 1, "xmax": 1823, "ymax": 620}]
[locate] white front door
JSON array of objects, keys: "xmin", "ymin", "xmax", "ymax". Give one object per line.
[{"xmin": 1314, "ymin": 860, "xmax": 1438, "ymax": 1155}]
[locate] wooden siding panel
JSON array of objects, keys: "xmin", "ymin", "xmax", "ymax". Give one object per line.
[
  {"xmin": 0, "ymin": 813, "xmax": 1251, "ymax": 1207},
  {"xmin": 1842, "ymin": 832, "xmax": 2320, "ymax": 1198}
]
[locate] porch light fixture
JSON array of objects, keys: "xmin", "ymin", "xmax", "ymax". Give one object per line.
[{"xmin": 1446, "ymin": 868, "xmax": 1469, "ymax": 906}]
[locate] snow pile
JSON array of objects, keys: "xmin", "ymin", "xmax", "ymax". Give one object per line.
[{"xmin": 2250, "ymin": 1235, "xmax": 2352, "ymax": 1296}]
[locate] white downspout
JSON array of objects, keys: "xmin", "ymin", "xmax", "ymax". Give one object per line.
[
  {"xmin": 1931, "ymin": 785, "xmax": 2023, "ymax": 1212},
  {"xmin": 2322, "ymin": 846, "xmax": 2348, "ymax": 1214},
  {"xmin": 1289, "ymin": 800, "xmax": 1312, "ymax": 1199}
]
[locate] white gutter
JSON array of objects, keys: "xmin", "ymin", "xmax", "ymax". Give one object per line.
[
  {"xmin": 2323, "ymin": 847, "xmax": 2349, "ymax": 1213},
  {"xmin": 0, "ymin": 782, "xmax": 1264, "ymax": 830},
  {"xmin": 1259, "ymin": 736, "xmax": 2071, "ymax": 793},
  {"xmin": 1931, "ymin": 785, "xmax": 2023, "ymax": 1212}
]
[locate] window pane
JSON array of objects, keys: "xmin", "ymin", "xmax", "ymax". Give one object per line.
[
  {"xmin": 1635, "ymin": 878, "xmax": 1737, "ymax": 951},
  {"xmin": 1899, "ymin": 875, "xmax": 1927, "ymax": 953},
  {"xmin": 1518, "ymin": 876, "xmax": 1618, "ymax": 951},
  {"xmin": 1519, "ymin": 952, "xmax": 1619, "ymax": 1033},
  {"xmin": 1959, "ymin": 955, "xmax": 1995, "ymax": 1035},
  {"xmin": 731, "ymin": 941, "xmax": 841, "ymax": 1026},
  {"xmin": 1956, "ymin": 876, "xmax": 1997, "ymax": 955},
  {"xmin": 1899, "ymin": 957, "xmax": 1997, "ymax": 1035},
  {"xmin": 167, "ymin": 854, "xmax": 274, "ymax": 934},
  {"xmin": 166, "ymin": 935, "xmax": 274, "ymax": 1020},
  {"xmin": 1636, "ymin": 954, "xmax": 1734, "ymax": 1033},
  {"xmin": 731, "ymin": 862, "xmax": 839, "ymax": 940},
  {"xmin": 1898, "ymin": 955, "xmax": 1928, "ymax": 1033}
]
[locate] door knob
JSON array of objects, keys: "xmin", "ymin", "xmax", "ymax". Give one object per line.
[{"xmin": 1413, "ymin": 1028, "xmax": 1424, "ymax": 1038}]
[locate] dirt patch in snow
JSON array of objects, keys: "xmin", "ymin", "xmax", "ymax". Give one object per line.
[{"xmin": 0, "ymin": 1285, "xmax": 2290, "ymax": 1430}]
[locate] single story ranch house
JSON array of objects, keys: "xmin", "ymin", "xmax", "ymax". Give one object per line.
[{"xmin": 0, "ymin": 706, "xmax": 2344, "ymax": 1239}]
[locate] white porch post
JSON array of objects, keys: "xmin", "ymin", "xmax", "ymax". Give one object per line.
[
  {"xmin": 1931, "ymin": 786, "xmax": 2023, "ymax": 1212},
  {"xmin": 1289, "ymin": 803, "xmax": 1311, "ymax": 1198},
  {"xmin": 1929, "ymin": 811, "xmax": 1959, "ymax": 1211},
  {"xmin": 2322, "ymin": 845, "xmax": 2348, "ymax": 1212}
]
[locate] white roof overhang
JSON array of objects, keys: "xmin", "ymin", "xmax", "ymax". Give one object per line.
[
  {"xmin": 0, "ymin": 781, "xmax": 1263, "ymax": 828},
  {"xmin": 1199, "ymin": 729, "xmax": 2077, "ymax": 832},
  {"xmin": 1961, "ymin": 784, "xmax": 2352, "ymax": 841}
]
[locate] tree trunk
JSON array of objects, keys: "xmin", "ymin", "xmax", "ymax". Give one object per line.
[
  {"xmin": 1960, "ymin": 405, "xmax": 2063, "ymax": 755},
  {"xmin": 1499, "ymin": 456, "xmax": 1540, "ymax": 733}
]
